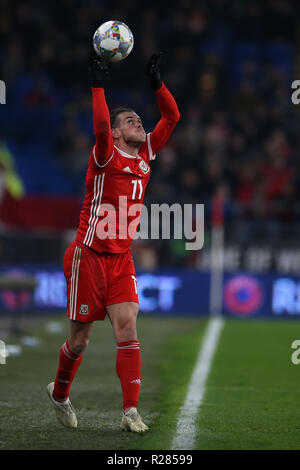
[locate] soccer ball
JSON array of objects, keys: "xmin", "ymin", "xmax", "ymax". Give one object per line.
[{"xmin": 93, "ymin": 20, "xmax": 134, "ymax": 63}]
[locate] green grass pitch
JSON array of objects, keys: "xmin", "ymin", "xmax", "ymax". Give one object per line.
[{"xmin": 0, "ymin": 313, "xmax": 300, "ymax": 450}]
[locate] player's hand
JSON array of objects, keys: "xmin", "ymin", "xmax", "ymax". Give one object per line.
[
  {"xmin": 89, "ymin": 51, "xmax": 111, "ymax": 88},
  {"xmin": 146, "ymin": 52, "xmax": 163, "ymax": 90}
]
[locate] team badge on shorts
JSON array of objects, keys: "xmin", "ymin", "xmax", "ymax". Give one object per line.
[
  {"xmin": 139, "ymin": 159, "xmax": 149, "ymax": 174},
  {"xmin": 79, "ymin": 304, "xmax": 89, "ymax": 315}
]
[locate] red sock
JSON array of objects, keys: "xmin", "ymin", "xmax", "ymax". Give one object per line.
[
  {"xmin": 53, "ymin": 339, "xmax": 83, "ymax": 402},
  {"xmin": 116, "ymin": 340, "xmax": 141, "ymax": 411}
]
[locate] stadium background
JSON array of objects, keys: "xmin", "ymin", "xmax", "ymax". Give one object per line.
[{"xmin": 0, "ymin": 0, "xmax": 299, "ymax": 319}]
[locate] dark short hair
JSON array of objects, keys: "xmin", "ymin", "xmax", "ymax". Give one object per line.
[{"xmin": 110, "ymin": 107, "xmax": 136, "ymax": 128}]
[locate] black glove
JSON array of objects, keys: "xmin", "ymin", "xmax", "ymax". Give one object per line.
[
  {"xmin": 89, "ymin": 51, "xmax": 111, "ymax": 88},
  {"xmin": 146, "ymin": 52, "xmax": 163, "ymax": 90}
]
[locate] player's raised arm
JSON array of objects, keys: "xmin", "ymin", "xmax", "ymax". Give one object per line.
[
  {"xmin": 89, "ymin": 52, "xmax": 114, "ymax": 166},
  {"xmin": 146, "ymin": 52, "xmax": 181, "ymax": 157}
]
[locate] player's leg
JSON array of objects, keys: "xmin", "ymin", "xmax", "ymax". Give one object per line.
[
  {"xmin": 106, "ymin": 300, "xmax": 138, "ymax": 343},
  {"xmin": 53, "ymin": 320, "xmax": 94, "ymax": 401},
  {"xmin": 47, "ymin": 241, "xmax": 105, "ymax": 428},
  {"xmin": 106, "ymin": 301, "xmax": 148, "ymax": 432},
  {"xmin": 47, "ymin": 320, "xmax": 94, "ymax": 428}
]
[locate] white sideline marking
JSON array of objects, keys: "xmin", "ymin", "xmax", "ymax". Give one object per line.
[{"xmin": 171, "ymin": 316, "xmax": 224, "ymax": 450}]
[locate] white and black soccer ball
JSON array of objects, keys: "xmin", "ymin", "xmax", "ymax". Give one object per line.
[{"xmin": 93, "ymin": 20, "xmax": 134, "ymax": 63}]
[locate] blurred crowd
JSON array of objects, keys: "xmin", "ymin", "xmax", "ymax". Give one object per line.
[{"xmin": 0, "ymin": 0, "xmax": 299, "ymax": 267}]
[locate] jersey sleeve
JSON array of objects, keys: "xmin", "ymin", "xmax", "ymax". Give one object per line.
[
  {"xmin": 91, "ymin": 87, "xmax": 114, "ymax": 168},
  {"xmin": 147, "ymin": 82, "xmax": 180, "ymax": 161}
]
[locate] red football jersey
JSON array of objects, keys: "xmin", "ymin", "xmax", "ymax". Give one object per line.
[{"xmin": 75, "ymin": 82, "xmax": 180, "ymax": 254}]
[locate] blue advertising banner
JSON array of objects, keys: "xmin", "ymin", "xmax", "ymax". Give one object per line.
[
  {"xmin": 223, "ymin": 273, "xmax": 300, "ymax": 319},
  {"xmin": 0, "ymin": 265, "xmax": 299, "ymax": 319}
]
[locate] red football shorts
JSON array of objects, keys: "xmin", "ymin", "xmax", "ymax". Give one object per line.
[{"xmin": 63, "ymin": 241, "xmax": 139, "ymax": 322}]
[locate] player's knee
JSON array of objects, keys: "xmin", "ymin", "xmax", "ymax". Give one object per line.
[
  {"xmin": 69, "ymin": 336, "xmax": 89, "ymax": 354},
  {"xmin": 117, "ymin": 314, "xmax": 135, "ymax": 331},
  {"xmin": 121, "ymin": 317, "xmax": 137, "ymax": 336},
  {"xmin": 116, "ymin": 306, "xmax": 138, "ymax": 337}
]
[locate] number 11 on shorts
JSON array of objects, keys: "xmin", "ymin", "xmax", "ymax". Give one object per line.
[{"xmin": 131, "ymin": 275, "xmax": 138, "ymax": 294}]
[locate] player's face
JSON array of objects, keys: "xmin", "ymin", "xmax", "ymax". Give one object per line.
[{"xmin": 118, "ymin": 112, "xmax": 146, "ymax": 145}]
